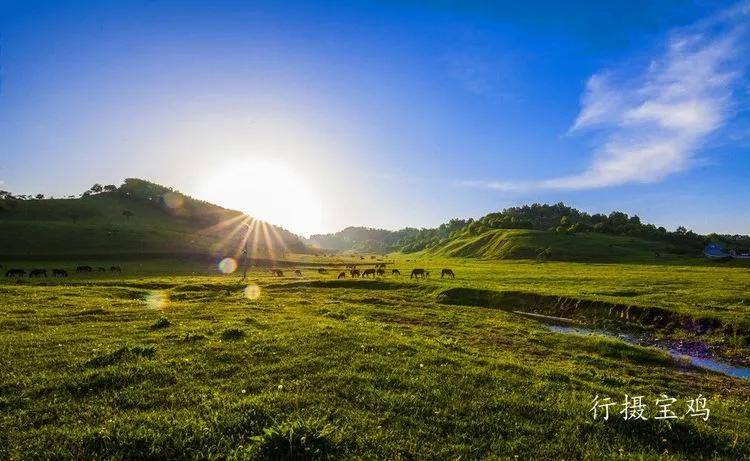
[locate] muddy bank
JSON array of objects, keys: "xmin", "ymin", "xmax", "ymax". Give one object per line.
[{"xmin": 437, "ymin": 287, "xmax": 750, "ymax": 366}]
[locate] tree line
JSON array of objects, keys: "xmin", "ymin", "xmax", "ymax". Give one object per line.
[{"xmin": 309, "ymin": 203, "xmax": 749, "ymax": 254}]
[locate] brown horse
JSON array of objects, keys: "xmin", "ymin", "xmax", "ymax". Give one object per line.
[
  {"xmin": 318, "ymin": 268, "xmax": 328, "ymax": 274},
  {"xmin": 362, "ymin": 268, "xmax": 376, "ymax": 278},
  {"xmin": 52, "ymin": 269, "xmax": 68, "ymax": 277},
  {"xmin": 376, "ymin": 268, "xmax": 385, "ymax": 276},
  {"xmin": 29, "ymin": 269, "xmax": 47, "ymax": 277},
  {"xmin": 392, "ymin": 269, "xmax": 400, "ymax": 276},
  {"xmin": 270, "ymin": 269, "xmax": 284, "ymax": 277},
  {"xmin": 337, "ymin": 271, "xmax": 346, "ymax": 279},
  {"xmin": 350, "ymin": 269, "xmax": 360, "ymax": 278},
  {"xmin": 5, "ymin": 268, "xmax": 25, "ymax": 277},
  {"xmin": 441, "ymin": 269, "xmax": 455, "ymax": 279},
  {"xmin": 294, "ymin": 269, "xmax": 303, "ymax": 277},
  {"xmin": 410, "ymin": 268, "xmax": 426, "ymax": 279}
]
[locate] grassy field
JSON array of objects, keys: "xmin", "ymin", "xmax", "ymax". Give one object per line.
[{"xmin": 1, "ymin": 255, "xmax": 748, "ymax": 459}]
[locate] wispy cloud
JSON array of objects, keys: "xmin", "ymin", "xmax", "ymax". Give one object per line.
[{"xmin": 471, "ymin": 1, "xmax": 750, "ymax": 191}]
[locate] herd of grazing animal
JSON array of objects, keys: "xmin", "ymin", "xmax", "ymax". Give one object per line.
[
  {"xmin": 264, "ymin": 264, "xmax": 455, "ymax": 280},
  {"xmin": 4, "ymin": 265, "xmax": 122, "ymax": 278}
]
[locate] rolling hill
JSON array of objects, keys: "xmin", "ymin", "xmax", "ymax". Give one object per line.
[
  {"xmin": 309, "ymin": 203, "xmax": 750, "ymax": 262},
  {"xmin": 0, "ymin": 178, "xmax": 309, "ymax": 259},
  {"xmin": 424, "ymin": 228, "xmax": 691, "ymax": 262}
]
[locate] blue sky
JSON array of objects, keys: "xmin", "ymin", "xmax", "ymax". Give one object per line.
[{"xmin": 1, "ymin": 0, "xmax": 748, "ymax": 235}]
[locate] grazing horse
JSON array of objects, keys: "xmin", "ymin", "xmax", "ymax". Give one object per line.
[
  {"xmin": 318, "ymin": 268, "xmax": 328, "ymax": 274},
  {"xmin": 337, "ymin": 271, "xmax": 346, "ymax": 279},
  {"xmin": 376, "ymin": 263, "xmax": 386, "ymax": 269},
  {"xmin": 392, "ymin": 269, "xmax": 400, "ymax": 276},
  {"xmin": 76, "ymin": 266, "xmax": 92, "ymax": 273},
  {"xmin": 362, "ymin": 268, "xmax": 376, "ymax": 278},
  {"xmin": 350, "ymin": 269, "xmax": 360, "ymax": 278},
  {"xmin": 441, "ymin": 269, "xmax": 455, "ymax": 279},
  {"xmin": 5, "ymin": 268, "xmax": 25, "ymax": 277},
  {"xmin": 269, "ymin": 269, "xmax": 284, "ymax": 277},
  {"xmin": 52, "ymin": 269, "xmax": 68, "ymax": 277},
  {"xmin": 110, "ymin": 266, "xmax": 122, "ymax": 273},
  {"xmin": 376, "ymin": 268, "xmax": 385, "ymax": 276},
  {"xmin": 410, "ymin": 268, "xmax": 426, "ymax": 279},
  {"xmin": 29, "ymin": 269, "xmax": 47, "ymax": 277},
  {"xmin": 294, "ymin": 269, "xmax": 303, "ymax": 277},
  {"xmin": 97, "ymin": 267, "xmax": 107, "ymax": 272}
]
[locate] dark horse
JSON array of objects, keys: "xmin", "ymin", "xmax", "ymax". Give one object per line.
[
  {"xmin": 29, "ymin": 269, "xmax": 47, "ymax": 277},
  {"xmin": 376, "ymin": 268, "xmax": 385, "ymax": 276},
  {"xmin": 5, "ymin": 268, "xmax": 25, "ymax": 277},
  {"xmin": 362, "ymin": 268, "xmax": 377, "ymax": 278},
  {"xmin": 294, "ymin": 269, "xmax": 303, "ymax": 277},
  {"xmin": 350, "ymin": 269, "xmax": 360, "ymax": 278},
  {"xmin": 270, "ymin": 269, "xmax": 284, "ymax": 277},
  {"xmin": 410, "ymin": 268, "xmax": 426, "ymax": 279},
  {"xmin": 318, "ymin": 268, "xmax": 328, "ymax": 274},
  {"xmin": 110, "ymin": 266, "xmax": 122, "ymax": 273},
  {"xmin": 76, "ymin": 266, "xmax": 93, "ymax": 273},
  {"xmin": 52, "ymin": 269, "xmax": 68, "ymax": 277},
  {"xmin": 337, "ymin": 271, "xmax": 346, "ymax": 279},
  {"xmin": 441, "ymin": 269, "xmax": 455, "ymax": 279},
  {"xmin": 392, "ymin": 269, "xmax": 401, "ymax": 276}
]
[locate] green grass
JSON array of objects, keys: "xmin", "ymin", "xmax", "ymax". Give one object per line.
[
  {"xmin": 0, "ymin": 255, "xmax": 748, "ymax": 459},
  {"xmin": 427, "ymin": 228, "xmax": 699, "ymax": 262}
]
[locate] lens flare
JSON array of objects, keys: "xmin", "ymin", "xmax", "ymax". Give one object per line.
[
  {"xmin": 244, "ymin": 284, "xmax": 261, "ymax": 300},
  {"xmin": 163, "ymin": 192, "xmax": 184, "ymax": 209},
  {"xmin": 144, "ymin": 291, "xmax": 169, "ymax": 310},
  {"xmin": 218, "ymin": 257, "xmax": 238, "ymax": 274}
]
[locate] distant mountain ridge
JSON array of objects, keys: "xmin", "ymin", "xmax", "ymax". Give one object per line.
[
  {"xmin": 308, "ymin": 203, "xmax": 750, "ymax": 261},
  {"xmin": 0, "ymin": 178, "xmax": 309, "ymax": 258}
]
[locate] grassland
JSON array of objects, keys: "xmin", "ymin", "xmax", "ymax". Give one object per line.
[
  {"xmin": 1, "ymin": 256, "xmax": 748, "ymax": 459},
  {"xmin": 426, "ymin": 228, "xmax": 696, "ymax": 261}
]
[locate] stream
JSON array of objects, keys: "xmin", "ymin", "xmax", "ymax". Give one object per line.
[{"xmin": 545, "ymin": 323, "xmax": 750, "ymax": 380}]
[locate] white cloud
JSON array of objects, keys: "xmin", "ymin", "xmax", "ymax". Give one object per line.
[{"xmin": 472, "ymin": 2, "xmax": 749, "ymax": 191}]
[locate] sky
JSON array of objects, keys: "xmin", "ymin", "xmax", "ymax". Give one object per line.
[{"xmin": 1, "ymin": 0, "xmax": 749, "ymax": 236}]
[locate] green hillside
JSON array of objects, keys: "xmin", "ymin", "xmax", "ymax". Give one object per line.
[
  {"xmin": 425, "ymin": 228, "xmax": 695, "ymax": 262},
  {"xmin": 0, "ymin": 179, "xmax": 309, "ymax": 258}
]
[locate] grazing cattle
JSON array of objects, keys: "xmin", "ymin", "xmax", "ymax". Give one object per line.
[
  {"xmin": 5, "ymin": 268, "xmax": 25, "ymax": 277},
  {"xmin": 52, "ymin": 269, "xmax": 68, "ymax": 277},
  {"xmin": 410, "ymin": 268, "xmax": 426, "ymax": 279},
  {"xmin": 350, "ymin": 269, "xmax": 360, "ymax": 278},
  {"xmin": 392, "ymin": 269, "xmax": 400, "ymax": 276},
  {"xmin": 337, "ymin": 271, "xmax": 346, "ymax": 279},
  {"xmin": 294, "ymin": 269, "xmax": 303, "ymax": 277},
  {"xmin": 76, "ymin": 266, "xmax": 93, "ymax": 273},
  {"xmin": 29, "ymin": 269, "xmax": 47, "ymax": 277},
  {"xmin": 110, "ymin": 266, "xmax": 122, "ymax": 273},
  {"xmin": 318, "ymin": 268, "xmax": 328, "ymax": 274},
  {"xmin": 362, "ymin": 268, "xmax": 376, "ymax": 278},
  {"xmin": 441, "ymin": 268, "xmax": 455, "ymax": 279},
  {"xmin": 376, "ymin": 268, "xmax": 385, "ymax": 276}
]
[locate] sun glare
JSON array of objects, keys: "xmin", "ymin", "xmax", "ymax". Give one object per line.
[{"xmin": 196, "ymin": 159, "xmax": 323, "ymax": 236}]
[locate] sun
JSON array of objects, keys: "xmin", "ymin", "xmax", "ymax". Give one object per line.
[{"xmin": 195, "ymin": 159, "xmax": 323, "ymax": 236}]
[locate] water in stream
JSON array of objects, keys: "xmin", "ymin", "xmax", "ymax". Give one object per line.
[{"xmin": 546, "ymin": 324, "xmax": 750, "ymax": 380}]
